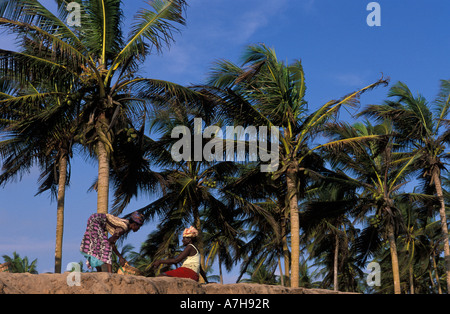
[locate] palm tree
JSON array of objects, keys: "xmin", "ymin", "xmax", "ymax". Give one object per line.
[
  {"xmin": 240, "ymin": 261, "xmax": 279, "ymax": 285},
  {"xmin": 2, "ymin": 252, "xmax": 38, "ymax": 274},
  {"xmin": 324, "ymin": 120, "xmax": 417, "ymax": 293},
  {"xmin": 0, "ymin": 80, "xmax": 80, "ymax": 273},
  {"xmin": 203, "ymin": 204, "xmax": 246, "ymax": 284},
  {"xmin": 203, "ymin": 43, "xmax": 388, "ymax": 287},
  {"xmin": 396, "ymin": 197, "xmax": 442, "ymax": 294},
  {"xmin": 0, "ymin": 0, "xmax": 196, "ymax": 214},
  {"xmin": 220, "ymin": 162, "xmax": 292, "ymax": 285},
  {"xmin": 361, "ymin": 80, "xmax": 450, "ymax": 291},
  {"xmin": 301, "ymin": 182, "xmax": 360, "ymax": 291}
]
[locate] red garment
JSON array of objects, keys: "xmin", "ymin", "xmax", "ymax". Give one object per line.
[{"xmin": 164, "ymin": 267, "xmax": 199, "ymax": 281}]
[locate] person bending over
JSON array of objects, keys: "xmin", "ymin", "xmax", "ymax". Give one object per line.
[{"xmin": 80, "ymin": 211, "xmax": 144, "ymax": 272}]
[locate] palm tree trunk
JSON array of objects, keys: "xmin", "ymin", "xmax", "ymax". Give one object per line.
[
  {"xmin": 96, "ymin": 112, "xmax": 111, "ymax": 214},
  {"xmin": 219, "ymin": 256, "xmax": 223, "ymax": 285},
  {"xmin": 387, "ymin": 222, "xmax": 401, "ymax": 294},
  {"xmin": 278, "ymin": 257, "xmax": 284, "ymax": 286},
  {"xmin": 54, "ymin": 153, "xmax": 68, "ymax": 273},
  {"xmin": 286, "ymin": 163, "xmax": 300, "ymax": 288},
  {"xmin": 97, "ymin": 140, "xmax": 110, "ymax": 214},
  {"xmin": 409, "ymin": 264, "xmax": 414, "ymax": 294},
  {"xmin": 429, "ymin": 268, "xmax": 436, "ymax": 290},
  {"xmin": 193, "ymin": 205, "xmax": 205, "ymax": 283},
  {"xmin": 432, "ymin": 249, "xmax": 442, "ymax": 294},
  {"xmin": 193, "ymin": 206, "xmax": 203, "ymax": 258},
  {"xmin": 334, "ymin": 233, "xmax": 339, "ymax": 291},
  {"xmin": 433, "ymin": 169, "xmax": 450, "ymax": 293},
  {"xmin": 281, "ymin": 210, "xmax": 290, "ymax": 285}
]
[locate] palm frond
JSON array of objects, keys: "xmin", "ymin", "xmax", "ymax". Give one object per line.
[
  {"xmin": 0, "ymin": 17, "xmax": 92, "ymax": 69},
  {"xmin": 80, "ymin": 0, "xmax": 124, "ymax": 64},
  {"xmin": 300, "ymin": 77, "xmax": 389, "ymax": 141},
  {"xmin": 0, "ymin": 49, "xmax": 79, "ymax": 88},
  {"xmin": 0, "ymin": 0, "xmax": 87, "ymax": 51},
  {"xmin": 434, "ymin": 79, "xmax": 450, "ymax": 131},
  {"xmin": 112, "ymin": 0, "xmax": 186, "ymax": 69}
]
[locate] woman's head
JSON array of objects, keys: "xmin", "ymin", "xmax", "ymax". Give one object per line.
[
  {"xmin": 128, "ymin": 211, "xmax": 144, "ymax": 232},
  {"xmin": 181, "ymin": 226, "xmax": 198, "ymax": 246}
]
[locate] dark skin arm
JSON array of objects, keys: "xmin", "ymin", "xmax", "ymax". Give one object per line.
[
  {"xmin": 153, "ymin": 244, "xmax": 195, "ymax": 267},
  {"xmin": 108, "ymin": 228, "xmax": 127, "ymax": 266},
  {"xmin": 153, "ymin": 244, "xmax": 209, "ymax": 283}
]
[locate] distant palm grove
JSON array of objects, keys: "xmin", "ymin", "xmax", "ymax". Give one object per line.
[{"xmin": 0, "ymin": 0, "xmax": 449, "ymax": 294}]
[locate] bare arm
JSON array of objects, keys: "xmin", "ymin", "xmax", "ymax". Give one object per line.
[
  {"xmin": 153, "ymin": 245, "xmax": 193, "ymax": 268},
  {"xmin": 108, "ymin": 228, "xmax": 126, "ymax": 265}
]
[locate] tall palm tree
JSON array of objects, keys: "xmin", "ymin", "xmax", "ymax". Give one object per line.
[
  {"xmin": 203, "ymin": 43, "xmax": 388, "ymax": 287},
  {"xmin": 0, "ymin": 0, "xmax": 195, "ymax": 214},
  {"xmin": 203, "ymin": 202, "xmax": 246, "ymax": 285},
  {"xmin": 361, "ymin": 80, "xmax": 450, "ymax": 291},
  {"xmin": 396, "ymin": 197, "xmax": 442, "ymax": 294},
  {"xmin": 301, "ymin": 182, "xmax": 360, "ymax": 291},
  {"xmin": 324, "ymin": 120, "xmax": 417, "ymax": 293},
  {"xmin": 220, "ymin": 161, "xmax": 292, "ymax": 285},
  {"xmin": 0, "ymin": 79, "xmax": 80, "ymax": 273}
]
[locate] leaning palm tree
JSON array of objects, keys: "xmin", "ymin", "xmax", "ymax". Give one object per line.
[
  {"xmin": 0, "ymin": 0, "xmax": 197, "ymax": 214},
  {"xmin": 202, "ymin": 43, "xmax": 388, "ymax": 287},
  {"xmin": 360, "ymin": 80, "xmax": 450, "ymax": 292}
]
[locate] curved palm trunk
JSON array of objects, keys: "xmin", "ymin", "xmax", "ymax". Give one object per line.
[
  {"xmin": 387, "ymin": 221, "xmax": 401, "ymax": 294},
  {"xmin": 433, "ymin": 169, "xmax": 450, "ymax": 293},
  {"xmin": 54, "ymin": 154, "xmax": 68, "ymax": 273},
  {"xmin": 286, "ymin": 163, "xmax": 300, "ymax": 288},
  {"xmin": 432, "ymin": 249, "xmax": 443, "ymax": 294}
]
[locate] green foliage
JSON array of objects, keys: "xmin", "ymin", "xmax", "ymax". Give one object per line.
[
  {"xmin": 0, "ymin": 0, "xmax": 448, "ymax": 293},
  {"xmin": 2, "ymin": 252, "xmax": 38, "ymax": 274}
]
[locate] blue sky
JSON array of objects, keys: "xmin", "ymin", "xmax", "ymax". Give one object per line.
[{"xmin": 0, "ymin": 0, "xmax": 449, "ymax": 281}]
